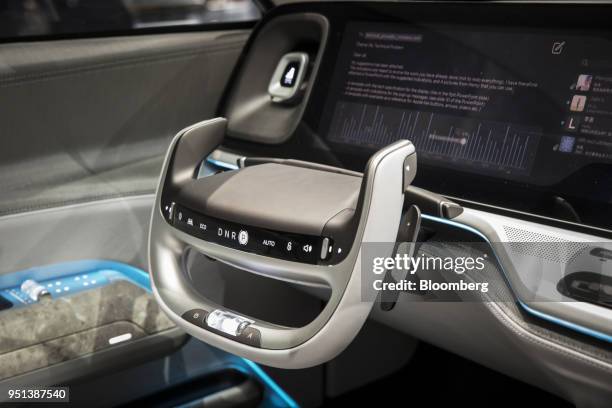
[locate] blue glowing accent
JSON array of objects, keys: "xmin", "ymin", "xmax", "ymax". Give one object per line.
[
  {"xmin": 421, "ymin": 214, "xmax": 490, "ymax": 242},
  {"xmin": 0, "ymin": 260, "xmax": 152, "ymax": 305},
  {"xmin": 206, "ymin": 157, "xmax": 239, "ymax": 170},
  {"xmin": 422, "ymin": 213, "xmax": 612, "ymax": 345},
  {"xmin": 519, "ymin": 301, "xmax": 612, "ymax": 344},
  {"xmin": 241, "ymin": 358, "xmax": 299, "ymax": 408}
]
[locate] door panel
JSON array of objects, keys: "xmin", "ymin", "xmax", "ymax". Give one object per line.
[
  {"xmin": 0, "ymin": 30, "xmax": 249, "ymax": 215},
  {"xmin": 0, "ymin": 195, "xmax": 153, "ymax": 275},
  {"xmin": 0, "ymin": 27, "xmax": 253, "ymax": 396}
]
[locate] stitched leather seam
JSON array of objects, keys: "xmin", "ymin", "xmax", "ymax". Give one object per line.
[{"xmin": 486, "ymin": 300, "xmax": 612, "ymax": 373}]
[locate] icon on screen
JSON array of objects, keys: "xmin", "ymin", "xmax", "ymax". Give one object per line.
[
  {"xmin": 570, "ymin": 95, "xmax": 587, "ymax": 112},
  {"xmin": 551, "ymin": 41, "xmax": 565, "ymax": 55},
  {"xmin": 564, "ymin": 115, "xmax": 581, "ymax": 131},
  {"xmin": 576, "ymin": 74, "xmax": 593, "ymax": 91},
  {"xmin": 559, "ymin": 136, "xmax": 576, "ymax": 153}
]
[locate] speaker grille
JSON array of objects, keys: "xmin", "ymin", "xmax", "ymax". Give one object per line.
[{"xmin": 503, "ymin": 226, "xmax": 588, "ymax": 264}]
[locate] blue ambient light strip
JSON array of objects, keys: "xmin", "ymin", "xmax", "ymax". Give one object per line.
[
  {"xmin": 206, "ymin": 157, "xmax": 239, "ymax": 170},
  {"xmin": 421, "ymin": 213, "xmax": 612, "ymax": 345},
  {"xmin": 0, "ymin": 260, "xmax": 151, "ymax": 307},
  {"xmin": 241, "ymin": 358, "xmax": 300, "ymax": 408}
]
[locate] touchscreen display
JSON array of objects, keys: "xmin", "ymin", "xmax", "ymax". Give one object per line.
[{"xmin": 322, "ymin": 22, "xmax": 612, "ymax": 187}]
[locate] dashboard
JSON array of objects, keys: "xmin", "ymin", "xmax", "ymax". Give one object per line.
[
  {"xmin": 151, "ymin": 3, "xmax": 612, "ymax": 405},
  {"xmin": 223, "ymin": 2, "xmax": 612, "ymax": 234}
]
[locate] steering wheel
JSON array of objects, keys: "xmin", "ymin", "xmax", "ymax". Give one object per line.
[{"xmin": 148, "ymin": 117, "xmax": 416, "ymax": 368}]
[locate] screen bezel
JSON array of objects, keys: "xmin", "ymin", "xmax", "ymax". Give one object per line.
[{"xmin": 300, "ymin": 2, "xmax": 612, "ymax": 232}]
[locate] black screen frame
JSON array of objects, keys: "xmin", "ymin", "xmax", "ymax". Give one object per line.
[{"xmin": 222, "ymin": 1, "xmax": 612, "ymax": 236}]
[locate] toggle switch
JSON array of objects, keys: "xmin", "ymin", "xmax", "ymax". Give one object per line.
[{"xmin": 206, "ymin": 309, "xmax": 254, "ymax": 337}]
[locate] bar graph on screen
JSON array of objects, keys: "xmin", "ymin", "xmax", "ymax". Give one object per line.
[{"xmin": 328, "ymin": 101, "xmax": 541, "ymax": 175}]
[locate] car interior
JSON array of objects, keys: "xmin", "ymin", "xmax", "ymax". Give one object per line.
[{"xmin": 1, "ymin": 1, "xmax": 612, "ymax": 407}]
